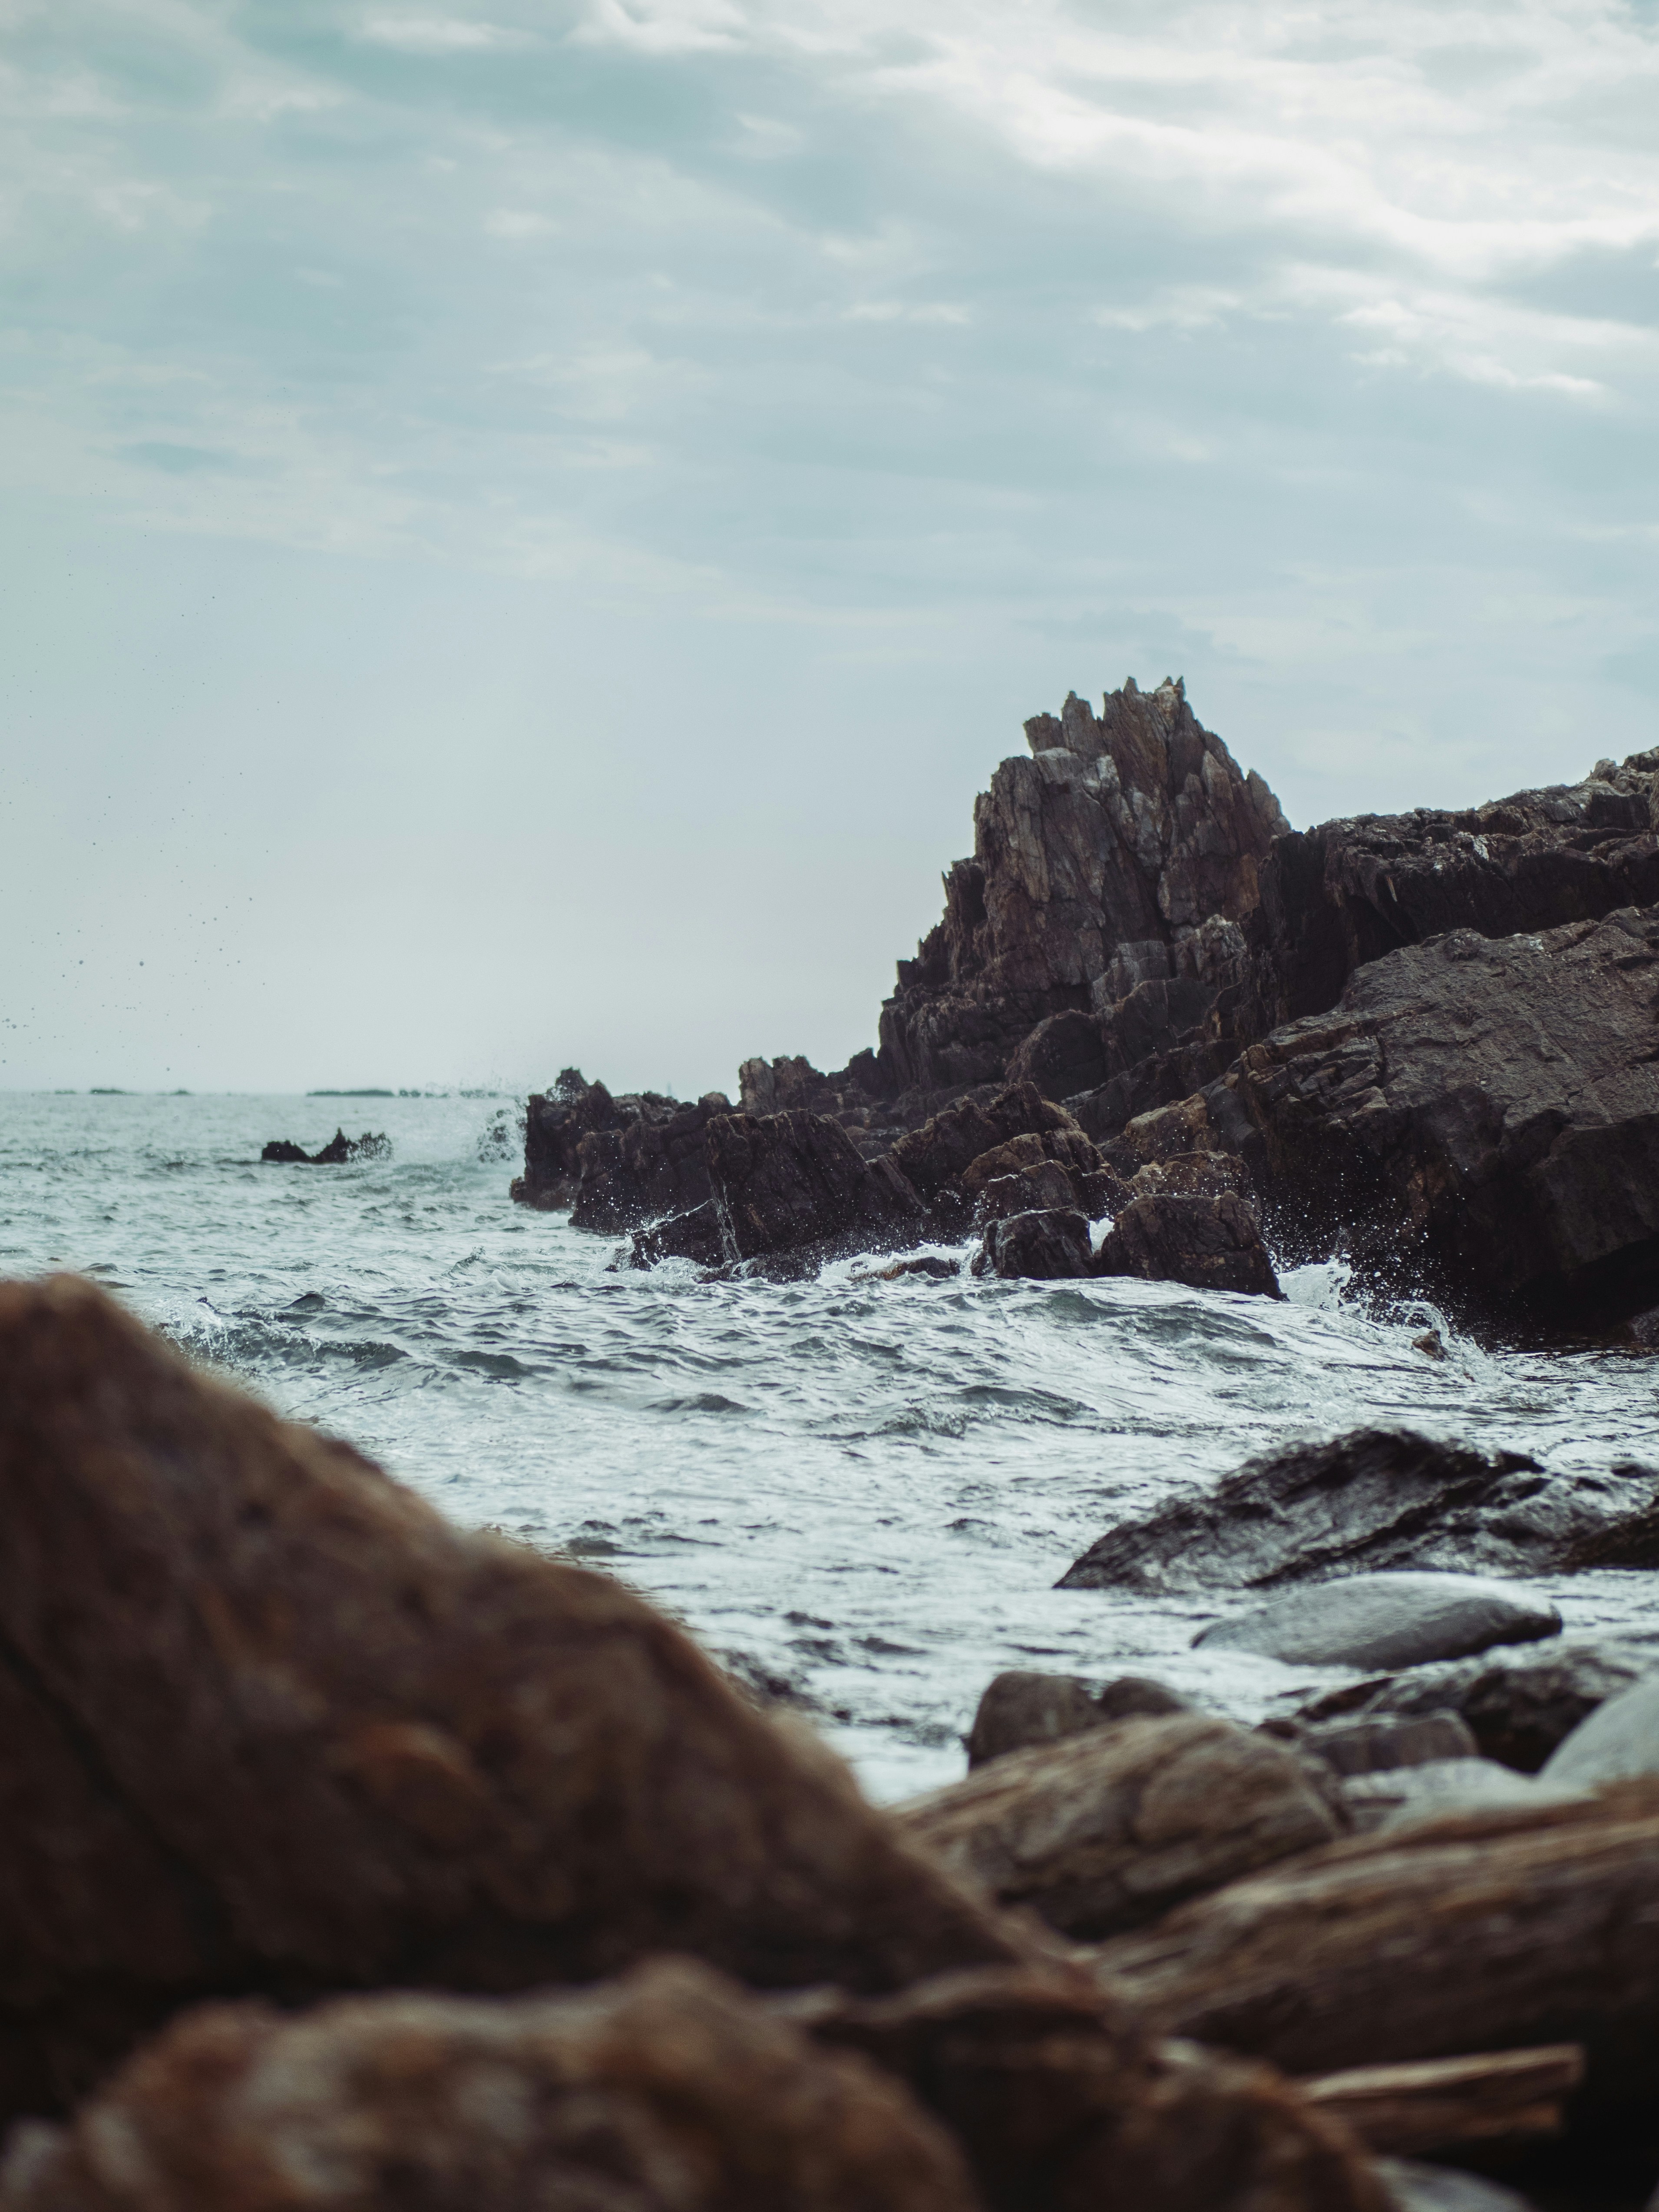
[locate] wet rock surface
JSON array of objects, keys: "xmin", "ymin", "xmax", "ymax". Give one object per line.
[
  {"xmin": 973, "ymin": 1206, "xmax": 1095, "ymax": 1280},
  {"xmin": 965, "ymin": 1670, "xmax": 1192, "ymax": 1769},
  {"xmin": 0, "ymin": 1276, "xmax": 1022, "ymax": 2121},
  {"xmin": 894, "ymin": 1712, "xmax": 1345, "ymax": 1941},
  {"xmin": 1193, "ymin": 1572, "xmax": 1563, "ymax": 1671},
  {"xmin": 261, "ymin": 1128, "xmax": 389, "ymax": 1165},
  {"xmin": 1295, "ymin": 1643, "xmax": 1656, "ymax": 1775},
  {"xmin": 1541, "ymin": 1675, "xmax": 1659, "ymax": 1789},
  {"xmin": 1095, "ymin": 1190, "xmax": 1282, "ymax": 1299},
  {"xmin": 0, "ymin": 1958, "xmax": 979, "ymax": 2212},
  {"xmin": 1234, "ymin": 907, "xmax": 1659, "ymax": 1328},
  {"xmin": 511, "ymin": 1068, "xmax": 668, "ymax": 1209},
  {"xmin": 706, "ymin": 1109, "xmax": 929, "ymax": 1264},
  {"xmin": 570, "ymin": 1092, "xmax": 731, "ymax": 1233},
  {"xmin": 1058, "ymin": 1430, "xmax": 1659, "ymax": 1594}
]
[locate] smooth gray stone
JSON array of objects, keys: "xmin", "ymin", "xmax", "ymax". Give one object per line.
[
  {"xmin": 1342, "ymin": 1756, "xmax": 1584, "ymax": 1835},
  {"xmin": 1375, "ymin": 2157, "xmax": 1540, "ymax": 2212},
  {"xmin": 1542, "ymin": 1670, "xmax": 1659, "ymax": 1786},
  {"xmin": 1297, "ymin": 1709, "xmax": 1477, "ymax": 1778},
  {"xmin": 1193, "ymin": 1573, "xmax": 1562, "ymax": 1671}
]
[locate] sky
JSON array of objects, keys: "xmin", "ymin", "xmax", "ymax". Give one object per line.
[{"xmin": 4, "ymin": 0, "xmax": 1659, "ymax": 1097}]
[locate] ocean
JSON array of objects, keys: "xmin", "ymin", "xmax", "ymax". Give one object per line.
[{"xmin": 6, "ymin": 1086, "xmax": 1657, "ymax": 1803}]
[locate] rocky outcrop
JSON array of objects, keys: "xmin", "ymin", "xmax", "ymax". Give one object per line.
[
  {"xmin": 1095, "ymin": 1191, "xmax": 1282, "ymax": 1299},
  {"xmin": 784, "ymin": 1964, "xmax": 1388, "ymax": 2212},
  {"xmin": 0, "ymin": 1960, "xmax": 977, "ymax": 2212},
  {"xmin": 1233, "ymin": 908, "xmax": 1659, "ymax": 1327},
  {"xmin": 887, "ymin": 1080, "xmax": 1084, "ymax": 1211},
  {"xmin": 894, "ymin": 1713, "xmax": 1345, "ymax": 1941},
  {"xmin": 1293, "ymin": 1642, "xmax": 1654, "ymax": 1776},
  {"xmin": 972, "ymin": 1206, "xmax": 1095, "ymax": 1280},
  {"xmin": 0, "ymin": 1277, "xmax": 1022, "ymax": 2120},
  {"xmin": 1058, "ymin": 1430, "xmax": 1659, "ymax": 1593},
  {"xmin": 1092, "ymin": 1781, "xmax": 1659, "ymax": 2099},
  {"xmin": 965, "ymin": 1670, "xmax": 1191, "ymax": 1769},
  {"xmin": 876, "ymin": 679, "xmax": 1288, "ymax": 1097},
  {"xmin": 705, "ymin": 1110, "xmax": 928, "ymax": 1264},
  {"xmin": 1192, "ymin": 1573, "xmax": 1562, "ymax": 1672},
  {"xmin": 570, "ymin": 1092, "xmax": 732, "ymax": 1232},
  {"xmin": 261, "ymin": 1129, "xmax": 389, "ymax": 1165}
]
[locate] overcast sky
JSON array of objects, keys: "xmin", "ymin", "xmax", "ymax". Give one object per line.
[{"xmin": 4, "ymin": 0, "xmax": 1659, "ymax": 1096}]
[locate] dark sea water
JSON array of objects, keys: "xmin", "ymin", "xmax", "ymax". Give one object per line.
[{"xmin": 5, "ymin": 1089, "xmax": 1658, "ymax": 1802}]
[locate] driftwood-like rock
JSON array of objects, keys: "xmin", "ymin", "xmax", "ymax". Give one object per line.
[
  {"xmin": 0, "ymin": 1278, "xmax": 1020, "ymax": 2120},
  {"xmin": 894, "ymin": 1713, "xmax": 1345, "ymax": 1940},
  {"xmin": 973, "ymin": 1207, "xmax": 1095, "ymax": 1281},
  {"xmin": 1057, "ymin": 1430, "xmax": 1659, "ymax": 1594},
  {"xmin": 782, "ymin": 1963, "xmax": 1388, "ymax": 2212},
  {"xmin": 1092, "ymin": 1782, "xmax": 1659, "ymax": 2098},
  {"xmin": 1295, "ymin": 1642, "xmax": 1654, "ymax": 1775},
  {"xmin": 1095, "ymin": 1190, "xmax": 1282, "ymax": 1299},
  {"xmin": 1297, "ymin": 2044, "xmax": 1584, "ymax": 2157},
  {"xmin": 966, "ymin": 1670, "xmax": 1190, "ymax": 1769},
  {"xmin": 1193, "ymin": 1573, "xmax": 1562, "ymax": 1671},
  {"xmin": 1235, "ymin": 908, "xmax": 1659, "ymax": 1328},
  {"xmin": 0, "ymin": 1959, "xmax": 977, "ymax": 2212}
]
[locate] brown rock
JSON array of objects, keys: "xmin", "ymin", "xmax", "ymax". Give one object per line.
[
  {"xmin": 1129, "ymin": 1149, "xmax": 1248, "ymax": 1199},
  {"xmin": 975, "ymin": 1162, "xmax": 1082, "ymax": 1222},
  {"xmin": 965, "ymin": 1671, "xmax": 1191, "ymax": 1769},
  {"xmin": 704, "ymin": 1109, "xmax": 928, "ymax": 1263},
  {"xmin": 973, "ymin": 1208, "xmax": 1095, "ymax": 1281},
  {"xmin": 1096, "ymin": 1191, "xmax": 1283, "ymax": 1298},
  {"xmin": 1092, "ymin": 1781, "xmax": 1659, "ymax": 2101},
  {"xmin": 783, "ymin": 1963, "xmax": 1388, "ymax": 2212},
  {"xmin": 569, "ymin": 1092, "xmax": 730, "ymax": 1233},
  {"xmin": 0, "ymin": 1958, "xmax": 978, "ymax": 2212},
  {"xmin": 894, "ymin": 1713, "xmax": 1345, "ymax": 1940},
  {"xmin": 888, "ymin": 1081, "xmax": 1083, "ymax": 1210},
  {"xmin": 0, "ymin": 1278, "xmax": 1020, "ymax": 2120},
  {"xmin": 960, "ymin": 1128, "xmax": 1103, "ymax": 1193}
]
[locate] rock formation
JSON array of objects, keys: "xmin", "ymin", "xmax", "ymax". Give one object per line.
[
  {"xmin": 0, "ymin": 1960, "xmax": 977, "ymax": 2212},
  {"xmin": 972, "ymin": 1206, "xmax": 1096, "ymax": 1281},
  {"xmin": 511, "ymin": 1069, "xmax": 727, "ymax": 1218},
  {"xmin": 0, "ymin": 1276, "xmax": 1022, "ymax": 2120},
  {"xmin": 1058, "ymin": 1430, "xmax": 1659, "ymax": 1592},
  {"xmin": 261, "ymin": 1129, "xmax": 389, "ymax": 1165},
  {"xmin": 1095, "ymin": 1191, "xmax": 1282, "ymax": 1299},
  {"xmin": 1192, "ymin": 1573, "xmax": 1563, "ymax": 1671},
  {"xmin": 964, "ymin": 1669, "xmax": 1193, "ymax": 1769}
]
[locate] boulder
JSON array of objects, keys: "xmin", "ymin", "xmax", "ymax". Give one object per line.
[
  {"xmin": 0, "ymin": 1959, "xmax": 977, "ymax": 2212},
  {"xmin": 1130, "ymin": 1149, "xmax": 1248, "ymax": 1198},
  {"xmin": 1193, "ymin": 1573, "xmax": 1563, "ymax": 1671},
  {"xmin": 975, "ymin": 1160, "xmax": 1083, "ymax": 1221},
  {"xmin": 705, "ymin": 1109, "xmax": 928, "ymax": 1263},
  {"xmin": 886, "ymin": 1080, "xmax": 1084, "ymax": 1212},
  {"xmin": 260, "ymin": 1129, "xmax": 388, "ymax": 1166},
  {"xmin": 1057, "ymin": 1430, "xmax": 1659, "ymax": 1594},
  {"xmin": 569, "ymin": 1092, "xmax": 731, "ymax": 1233},
  {"xmin": 1234, "ymin": 908, "xmax": 1659, "ymax": 1328},
  {"xmin": 893, "ymin": 1712, "xmax": 1345, "ymax": 1941},
  {"xmin": 511, "ymin": 1068, "xmax": 639, "ymax": 1208},
  {"xmin": 1293, "ymin": 1642, "xmax": 1655, "ymax": 1774},
  {"xmin": 1095, "ymin": 1191, "xmax": 1282, "ymax": 1299},
  {"xmin": 973, "ymin": 1207, "xmax": 1095, "ymax": 1281},
  {"xmin": 0, "ymin": 1277, "xmax": 1022, "ymax": 2120},
  {"xmin": 783, "ymin": 1963, "xmax": 1388, "ymax": 2212},
  {"xmin": 959, "ymin": 1127, "xmax": 1104, "ymax": 1192},
  {"xmin": 1273, "ymin": 1711, "xmax": 1479, "ymax": 1780},
  {"xmin": 964, "ymin": 1669, "xmax": 1190, "ymax": 1770},
  {"xmin": 1542, "ymin": 1674, "xmax": 1659, "ymax": 1788},
  {"xmin": 876, "ymin": 679, "xmax": 1288, "ymax": 1099},
  {"xmin": 1092, "ymin": 1780, "xmax": 1659, "ymax": 2099},
  {"xmin": 1340, "ymin": 1757, "xmax": 1581, "ymax": 1835}
]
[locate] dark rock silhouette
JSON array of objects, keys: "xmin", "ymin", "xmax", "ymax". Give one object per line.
[
  {"xmin": 1096, "ymin": 1191, "xmax": 1282, "ymax": 1299},
  {"xmin": 261, "ymin": 1128, "xmax": 388, "ymax": 1165},
  {"xmin": 706, "ymin": 1110, "xmax": 929, "ymax": 1265},
  {"xmin": 0, "ymin": 1276, "xmax": 1023, "ymax": 2121},
  {"xmin": 571, "ymin": 1092, "xmax": 732, "ymax": 1233},
  {"xmin": 1058, "ymin": 1430, "xmax": 1659, "ymax": 1593},
  {"xmin": 1, "ymin": 1960, "xmax": 978, "ymax": 2212},
  {"xmin": 511, "ymin": 1069, "xmax": 680, "ymax": 1209}
]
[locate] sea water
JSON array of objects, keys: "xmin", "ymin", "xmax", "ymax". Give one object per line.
[{"xmin": 5, "ymin": 1089, "xmax": 1657, "ymax": 1802}]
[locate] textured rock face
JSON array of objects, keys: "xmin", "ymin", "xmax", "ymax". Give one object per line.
[
  {"xmin": 785, "ymin": 1964, "xmax": 1388, "ymax": 2212},
  {"xmin": 1298, "ymin": 1643, "xmax": 1655, "ymax": 1775},
  {"xmin": 1257, "ymin": 749, "xmax": 1659, "ymax": 1027},
  {"xmin": 704, "ymin": 1109, "xmax": 928, "ymax": 1263},
  {"xmin": 0, "ymin": 1960, "xmax": 979, "ymax": 2212},
  {"xmin": 877, "ymin": 679, "xmax": 1288, "ymax": 1096},
  {"xmin": 1193, "ymin": 1574, "xmax": 1562, "ymax": 1672},
  {"xmin": 974, "ymin": 1207, "xmax": 1095, "ymax": 1281},
  {"xmin": 570, "ymin": 1093, "xmax": 730, "ymax": 1233},
  {"xmin": 261, "ymin": 1128, "xmax": 388, "ymax": 1166},
  {"xmin": 895, "ymin": 1715, "xmax": 1345, "ymax": 1941},
  {"xmin": 512, "ymin": 1069, "xmax": 679, "ymax": 1210},
  {"xmin": 1095, "ymin": 1192, "xmax": 1282, "ymax": 1299},
  {"xmin": 1092, "ymin": 1781, "xmax": 1659, "ymax": 2096},
  {"xmin": 1234, "ymin": 908, "xmax": 1659, "ymax": 1324},
  {"xmin": 888, "ymin": 1080, "xmax": 1084, "ymax": 1209},
  {"xmin": 0, "ymin": 1277, "xmax": 1021, "ymax": 2120},
  {"xmin": 1058, "ymin": 1430, "xmax": 1659, "ymax": 1594}
]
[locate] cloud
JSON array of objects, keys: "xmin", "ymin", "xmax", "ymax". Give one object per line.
[{"xmin": 359, "ymin": 14, "xmax": 534, "ymax": 52}]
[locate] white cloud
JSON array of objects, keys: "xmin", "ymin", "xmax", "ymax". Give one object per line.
[{"xmin": 360, "ymin": 15, "xmax": 533, "ymax": 52}]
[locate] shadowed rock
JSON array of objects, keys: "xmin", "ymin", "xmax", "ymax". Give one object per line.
[
  {"xmin": 570, "ymin": 1093, "xmax": 731, "ymax": 1233},
  {"xmin": 1057, "ymin": 1430, "xmax": 1659, "ymax": 1594},
  {"xmin": 965, "ymin": 1670, "xmax": 1191, "ymax": 1770},
  {"xmin": 0, "ymin": 1276, "xmax": 1021, "ymax": 2120},
  {"xmin": 1193, "ymin": 1573, "xmax": 1562, "ymax": 1671},
  {"xmin": 0, "ymin": 1959, "xmax": 978, "ymax": 2212},
  {"xmin": 1542, "ymin": 1675, "xmax": 1659, "ymax": 1789},
  {"xmin": 261, "ymin": 1129, "xmax": 388, "ymax": 1166},
  {"xmin": 1095, "ymin": 1191, "xmax": 1282, "ymax": 1299},
  {"xmin": 973, "ymin": 1207, "xmax": 1094, "ymax": 1280},
  {"xmin": 895, "ymin": 1713, "xmax": 1345, "ymax": 1940}
]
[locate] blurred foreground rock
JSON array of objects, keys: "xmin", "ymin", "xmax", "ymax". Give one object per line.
[
  {"xmin": 965, "ymin": 1669, "xmax": 1192, "ymax": 1769},
  {"xmin": 0, "ymin": 1276, "xmax": 1020, "ymax": 2120}
]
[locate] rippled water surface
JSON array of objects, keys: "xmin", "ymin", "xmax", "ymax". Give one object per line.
[{"xmin": 5, "ymin": 1090, "xmax": 1658, "ymax": 1800}]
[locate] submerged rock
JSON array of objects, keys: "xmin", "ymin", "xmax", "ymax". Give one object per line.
[
  {"xmin": 895, "ymin": 1713, "xmax": 1345, "ymax": 1940},
  {"xmin": 1095, "ymin": 1191, "xmax": 1282, "ymax": 1299},
  {"xmin": 0, "ymin": 1276, "xmax": 1022, "ymax": 2120},
  {"xmin": 972, "ymin": 1206, "xmax": 1094, "ymax": 1280},
  {"xmin": 261, "ymin": 1128, "xmax": 389, "ymax": 1165},
  {"xmin": 1193, "ymin": 1572, "xmax": 1562, "ymax": 1671},
  {"xmin": 0, "ymin": 1959, "xmax": 978, "ymax": 2212},
  {"xmin": 965, "ymin": 1670, "xmax": 1191, "ymax": 1769},
  {"xmin": 1292, "ymin": 1641, "xmax": 1655, "ymax": 1774},
  {"xmin": 1057, "ymin": 1430, "xmax": 1659, "ymax": 1594},
  {"xmin": 1541, "ymin": 1674, "xmax": 1659, "ymax": 1788}
]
